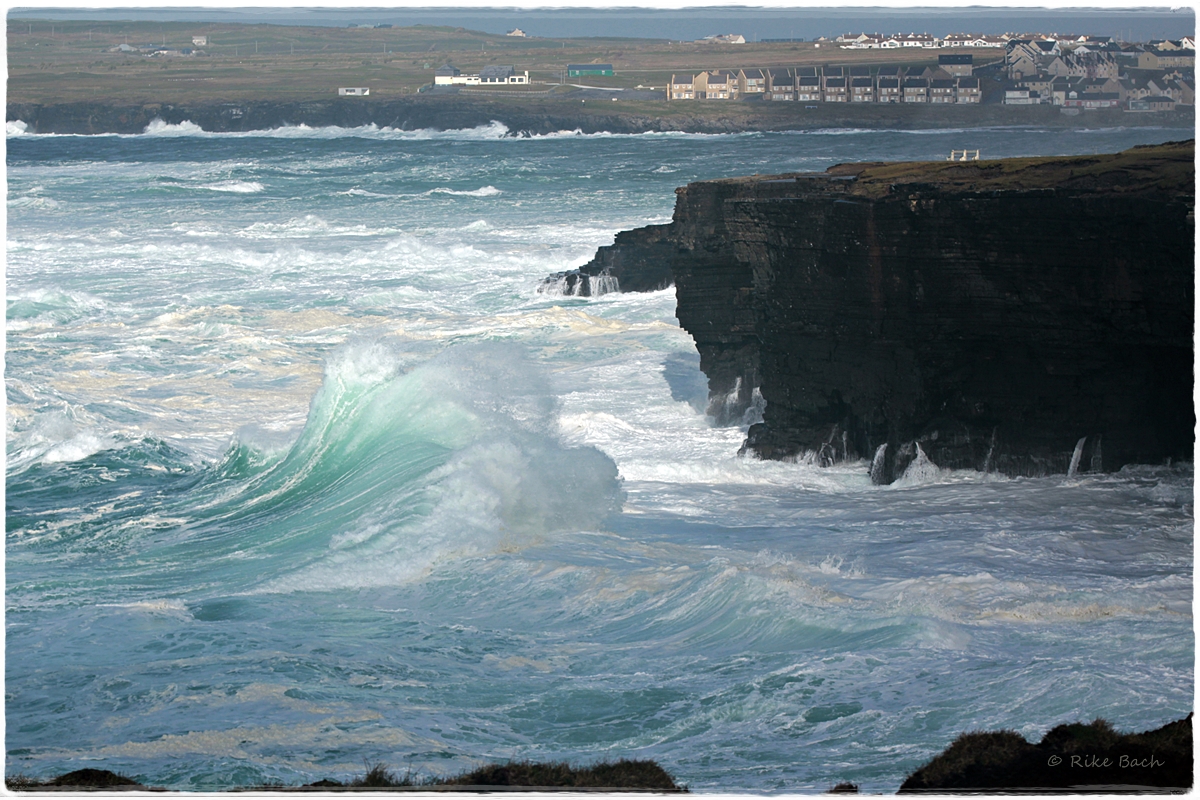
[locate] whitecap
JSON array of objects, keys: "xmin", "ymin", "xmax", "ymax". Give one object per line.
[
  {"xmin": 8, "ymin": 195, "xmax": 60, "ymax": 209},
  {"xmin": 426, "ymin": 185, "xmax": 501, "ymax": 197},
  {"xmin": 335, "ymin": 187, "xmax": 394, "ymax": 198},
  {"xmin": 143, "ymin": 118, "xmax": 207, "ymax": 136},
  {"xmin": 200, "ymin": 180, "xmax": 265, "ymax": 194}
]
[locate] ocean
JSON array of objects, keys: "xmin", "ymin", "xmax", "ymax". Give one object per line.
[{"xmin": 6, "ymin": 119, "xmax": 1194, "ymax": 792}]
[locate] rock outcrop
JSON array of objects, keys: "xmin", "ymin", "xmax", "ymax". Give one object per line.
[
  {"xmin": 561, "ymin": 142, "xmax": 1195, "ymax": 483},
  {"xmin": 541, "ymin": 224, "xmax": 674, "ymax": 297},
  {"xmin": 897, "ymin": 715, "xmax": 1193, "ymax": 792}
]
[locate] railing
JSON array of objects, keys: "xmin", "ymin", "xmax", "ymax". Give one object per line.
[{"xmin": 947, "ymin": 149, "xmax": 981, "ymax": 161}]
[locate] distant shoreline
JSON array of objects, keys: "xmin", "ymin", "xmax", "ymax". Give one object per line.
[{"xmin": 8, "ymin": 96, "xmax": 1194, "ymax": 136}]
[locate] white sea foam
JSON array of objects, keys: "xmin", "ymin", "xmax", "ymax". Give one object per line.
[
  {"xmin": 98, "ymin": 599, "xmax": 192, "ymax": 618},
  {"xmin": 7, "ymin": 195, "xmax": 60, "ymax": 210},
  {"xmin": 7, "ymin": 119, "xmax": 29, "ymax": 136},
  {"xmin": 200, "ymin": 180, "xmax": 265, "ymax": 193},
  {"xmin": 13, "ymin": 116, "xmax": 768, "ymax": 142},
  {"xmin": 7, "ymin": 408, "xmax": 123, "ymax": 471},
  {"xmin": 7, "ymin": 124, "xmax": 1192, "ymax": 794},
  {"xmin": 890, "ymin": 443, "xmax": 946, "ymax": 487},
  {"xmin": 249, "ymin": 342, "xmax": 622, "ymax": 593},
  {"xmin": 426, "ymin": 185, "xmax": 502, "ymax": 197},
  {"xmin": 335, "ymin": 187, "xmax": 395, "ymax": 198},
  {"xmin": 143, "ymin": 118, "xmax": 208, "ymax": 137}
]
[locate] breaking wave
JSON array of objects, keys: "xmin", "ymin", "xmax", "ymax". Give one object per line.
[{"xmin": 151, "ymin": 340, "xmax": 623, "ymax": 593}]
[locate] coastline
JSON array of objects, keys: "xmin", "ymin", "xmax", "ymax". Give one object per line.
[
  {"xmin": 8, "ymin": 95, "xmax": 1195, "ymax": 136},
  {"xmin": 550, "ymin": 142, "xmax": 1196, "ymax": 482}
]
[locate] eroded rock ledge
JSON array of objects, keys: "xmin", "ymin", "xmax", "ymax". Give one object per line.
[{"xmin": 553, "ymin": 141, "xmax": 1195, "ymax": 483}]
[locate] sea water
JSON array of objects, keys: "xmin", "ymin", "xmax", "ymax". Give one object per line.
[{"xmin": 6, "ymin": 120, "xmax": 1194, "ymax": 792}]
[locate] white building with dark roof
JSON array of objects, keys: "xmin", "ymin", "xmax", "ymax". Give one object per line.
[{"xmin": 479, "ymin": 65, "xmax": 529, "ymax": 84}]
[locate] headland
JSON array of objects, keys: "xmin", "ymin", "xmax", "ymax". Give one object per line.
[{"xmin": 548, "ymin": 141, "xmax": 1196, "ymax": 483}]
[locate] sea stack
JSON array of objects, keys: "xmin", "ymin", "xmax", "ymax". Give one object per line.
[{"xmin": 560, "ymin": 141, "xmax": 1195, "ymax": 483}]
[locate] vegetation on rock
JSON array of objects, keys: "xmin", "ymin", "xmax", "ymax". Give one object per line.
[{"xmin": 899, "ymin": 715, "xmax": 1193, "ymax": 792}]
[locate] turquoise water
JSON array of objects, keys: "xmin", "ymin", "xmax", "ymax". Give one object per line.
[{"xmin": 6, "ymin": 120, "xmax": 1193, "ymax": 792}]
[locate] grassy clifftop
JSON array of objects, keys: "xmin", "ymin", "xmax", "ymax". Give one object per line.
[{"xmin": 713, "ymin": 139, "xmax": 1196, "ymax": 198}]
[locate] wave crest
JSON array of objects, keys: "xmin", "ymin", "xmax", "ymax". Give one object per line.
[{"xmin": 190, "ymin": 341, "xmax": 623, "ymax": 592}]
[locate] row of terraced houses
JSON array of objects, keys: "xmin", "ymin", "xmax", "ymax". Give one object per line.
[
  {"xmin": 1002, "ymin": 37, "xmax": 1195, "ymax": 110},
  {"xmin": 668, "ymin": 61, "xmax": 981, "ymax": 103}
]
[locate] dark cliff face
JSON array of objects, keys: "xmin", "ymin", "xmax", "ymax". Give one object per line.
[{"xmin": 570, "ymin": 143, "xmax": 1196, "ymax": 482}]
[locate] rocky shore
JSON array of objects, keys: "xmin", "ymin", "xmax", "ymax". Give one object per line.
[
  {"xmin": 549, "ymin": 141, "xmax": 1195, "ymax": 483},
  {"xmin": 7, "ymin": 95, "xmax": 1194, "ymax": 135}
]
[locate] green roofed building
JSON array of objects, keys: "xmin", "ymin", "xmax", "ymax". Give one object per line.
[{"xmin": 567, "ymin": 64, "xmax": 614, "ymax": 76}]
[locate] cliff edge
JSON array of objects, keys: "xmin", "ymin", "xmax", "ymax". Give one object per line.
[{"xmin": 556, "ymin": 141, "xmax": 1195, "ymax": 483}]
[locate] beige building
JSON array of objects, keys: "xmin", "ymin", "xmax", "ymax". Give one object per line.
[
  {"xmin": 738, "ymin": 68, "xmax": 767, "ymax": 95},
  {"xmin": 956, "ymin": 76, "xmax": 981, "ymax": 102},
  {"xmin": 668, "ymin": 74, "xmax": 695, "ymax": 100},
  {"xmin": 697, "ymin": 70, "xmax": 736, "ymax": 99},
  {"xmin": 850, "ymin": 76, "xmax": 875, "ymax": 101},
  {"xmin": 903, "ymin": 77, "xmax": 929, "ymax": 102}
]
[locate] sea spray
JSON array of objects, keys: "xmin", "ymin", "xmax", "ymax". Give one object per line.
[{"xmin": 153, "ymin": 340, "xmax": 623, "ymax": 592}]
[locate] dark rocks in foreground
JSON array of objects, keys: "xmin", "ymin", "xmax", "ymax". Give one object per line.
[
  {"xmin": 898, "ymin": 715, "xmax": 1193, "ymax": 793},
  {"xmin": 300, "ymin": 758, "xmax": 685, "ymax": 791},
  {"xmin": 556, "ymin": 141, "xmax": 1195, "ymax": 483},
  {"xmin": 8, "ymin": 759, "xmax": 684, "ymax": 793},
  {"xmin": 6, "ymin": 768, "xmax": 145, "ymax": 791}
]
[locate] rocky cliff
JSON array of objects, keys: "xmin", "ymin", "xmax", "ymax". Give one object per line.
[
  {"xmin": 542, "ymin": 224, "xmax": 675, "ymax": 297},
  {"xmin": 558, "ymin": 142, "xmax": 1195, "ymax": 483}
]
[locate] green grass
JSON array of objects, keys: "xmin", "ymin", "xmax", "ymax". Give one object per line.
[
  {"xmin": 7, "ymin": 17, "xmax": 999, "ymax": 105},
  {"xmin": 714, "ymin": 139, "xmax": 1196, "ymax": 198}
]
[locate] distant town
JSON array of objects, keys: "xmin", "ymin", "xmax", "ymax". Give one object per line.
[
  {"xmin": 662, "ymin": 32, "xmax": 1194, "ymax": 111},
  {"xmin": 417, "ymin": 31, "xmax": 1193, "ymax": 112},
  {"xmin": 8, "ymin": 18, "xmax": 1194, "ymax": 120}
]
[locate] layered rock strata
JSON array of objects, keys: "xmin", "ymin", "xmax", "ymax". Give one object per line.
[{"xmin": 560, "ymin": 142, "xmax": 1195, "ymax": 483}]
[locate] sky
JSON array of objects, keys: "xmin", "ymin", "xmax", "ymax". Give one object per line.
[{"xmin": 6, "ymin": 4, "xmax": 1196, "ymax": 42}]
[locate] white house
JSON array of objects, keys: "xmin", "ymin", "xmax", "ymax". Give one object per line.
[
  {"xmin": 435, "ymin": 64, "xmax": 480, "ymax": 86},
  {"xmin": 338, "ymin": 87, "xmax": 369, "ymax": 96},
  {"xmin": 479, "ymin": 65, "xmax": 529, "ymax": 84},
  {"xmin": 192, "ymin": 36, "xmax": 207, "ymax": 46}
]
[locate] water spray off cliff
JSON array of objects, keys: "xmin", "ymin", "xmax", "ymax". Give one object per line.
[{"xmin": 7, "ymin": 122, "xmax": 1193, "ymax": 791}]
